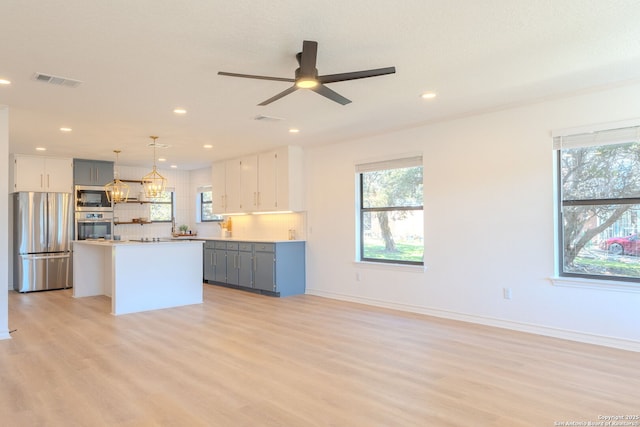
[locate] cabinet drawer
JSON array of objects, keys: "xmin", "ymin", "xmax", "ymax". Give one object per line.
[
  {"xmin": 226, "ymin": 242, "xmax": 239, "ymax": 250},
  {"xmin": 254, "ymin": 243, "xmax": 275, "ymax": 253},
  {"xmin": 214, "ymin": 241, "xmax": 227, "ymax": 249},
  {"xmin": 238, "ymin": 242, "xmax": 253, "ymax": 251},
  {"xmin": 204, "ymin": 240, "xmax": 216, "ymax": 249}
]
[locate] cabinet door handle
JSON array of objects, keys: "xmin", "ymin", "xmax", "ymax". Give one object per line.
[
  {"xmin": 47, "ymin": 174, "xmax": 50, "ymax": 188},
  {"xmin": 253, "ymin": 191, "xmax": 257, "ymax": 206},
  {"xmin": 40, "ymin": 174, "xmax": 44, "ymax": 188}
]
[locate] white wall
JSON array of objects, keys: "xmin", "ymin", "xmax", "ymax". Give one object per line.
[
  {"xmin": 1, "ymin": 107, "xmax": 10, "ymax": 339},
  {"xmin": 305, "ymin": 82, "xmax": 640, "ymax": 351}
]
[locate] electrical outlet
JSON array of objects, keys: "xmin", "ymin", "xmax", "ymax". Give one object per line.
[
  {"xmin": 355, "ymin": 272, "xmax": 361, "ymax": 281},
  {"xmin": 503, "ymin": 287, "xmax": 512, "ymax": 300}
]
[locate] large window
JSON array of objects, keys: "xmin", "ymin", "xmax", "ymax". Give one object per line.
[
  {"xmin": 357, "ymin": 156, "xmax": 424, "ymax": 265},
  {"xmin": 149, "ymin": 190, "xmax": 174, "ymax": 222},
  {"xmin": 555, "ymin": 123, "xmax": 640, "ymax": 282}
]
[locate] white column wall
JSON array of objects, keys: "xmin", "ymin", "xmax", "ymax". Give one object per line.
[
  {"xmin": 1, "ymin": 107, "xmax": 9, "ymax": 339},
  {"xmin": 304, "ymin": 82, "xmax": 640, "ymax": 351}
]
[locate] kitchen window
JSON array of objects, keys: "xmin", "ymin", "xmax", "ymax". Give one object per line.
[
  {"xmin": 149, "ymin": 190, "xmax": 174, "ymax": 222},
  {"xmin": 198, "ymin": 188, "xmax": 222, "ymax": 222},
  {"xmin": 554, "ymin": 121, "xmax": 640, "ymax": 282},
  {"xmin": 356, "ymin": 156, "xmax": 424, "ymax": 266}
]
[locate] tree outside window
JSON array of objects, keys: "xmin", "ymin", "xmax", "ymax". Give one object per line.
[
  {"xmin": 357, "ymin": 158, "xmax": 423, "ymax": 265},
  {"xmin": 557, "ymin": 126, "xmax": 640, "ymax": 281}
]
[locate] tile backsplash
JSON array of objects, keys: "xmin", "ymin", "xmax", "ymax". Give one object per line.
[{"xmin": 224, "ymin": 212, "xmax": 307, "ymax": 241}]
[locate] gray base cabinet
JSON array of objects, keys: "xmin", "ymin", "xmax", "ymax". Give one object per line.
[{"xmin": 203, "ymin": 240, "xmax": 305, "ymax": 297}]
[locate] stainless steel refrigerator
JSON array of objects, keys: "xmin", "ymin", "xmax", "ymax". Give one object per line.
[{"xmin": 13, "ymin": 192, "xmax": 73, "ymax": 292}]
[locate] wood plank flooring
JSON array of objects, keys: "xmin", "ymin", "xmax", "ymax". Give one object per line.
[{"xmin": 1, "ymin": 285, "xmax": 638, "ymax": 426}]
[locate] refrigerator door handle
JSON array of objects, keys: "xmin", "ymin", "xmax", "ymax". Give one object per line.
[{"xmin": 23, "ymin": 253, "xmax": 71, "ymax": 260}]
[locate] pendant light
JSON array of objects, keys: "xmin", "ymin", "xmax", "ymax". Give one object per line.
[
  {"xmin": 142, "ymin": 136, "xmax": 167, "ymax": 199},
  {"xmin": 104, "ymin": 150, "xmax": 130, "ymax": 203}
]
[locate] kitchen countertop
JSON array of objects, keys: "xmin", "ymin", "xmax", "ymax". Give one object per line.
[
  {"xmin": 185, "ymin": 236, "xmax": 305, "ymax": 243},
  {"xmin": 74, "ymin": 239, "xmax": 203, "ymax": 246}
]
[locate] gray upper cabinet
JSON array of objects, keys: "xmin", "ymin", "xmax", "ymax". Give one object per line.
[{"xmin": 73, "ymin": 159, "xmax": 114, "ymax": 186}]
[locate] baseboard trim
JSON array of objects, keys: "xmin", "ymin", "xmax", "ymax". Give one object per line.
[{"xmin": 305, "ymin": 288, "xmax": 640, "ymax": 352}]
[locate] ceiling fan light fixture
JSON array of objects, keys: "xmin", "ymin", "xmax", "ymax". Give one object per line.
[{"xmin": 296, "ymin": 78, "xmax": 318, "ymax": 89}]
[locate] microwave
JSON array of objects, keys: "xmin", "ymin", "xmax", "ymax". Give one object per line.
[{"xmin": 75, "ymin": 185, "xmax": 113, "ymax": 211}]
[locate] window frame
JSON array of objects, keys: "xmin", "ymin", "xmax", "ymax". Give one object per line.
[
  {"xmin": 554, "ymin": 120, "xmax": 640, "ymax": 284},
  {"xmin": 149, "ymin": 189, "xmax": 174, "ymax": 223},
  {"xmin": 356, "ymin": 156, "xmax": 424, "ymax": 266},
  {"xmin": 199, "ymin": 189, "xmax": 222, "ymax": 222}
]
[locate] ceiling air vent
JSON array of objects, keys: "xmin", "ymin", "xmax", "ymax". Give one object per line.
[
  {"xmin": 147, "ymin": 142, "xmax": 171, "ymax": 148},
  {"xmin": 33, "ymin": 72, "xmax": 83, "ymax": 88},
  {"xmin": 253, "ymin": 115, "xmax": 284, "ymax": 122}
]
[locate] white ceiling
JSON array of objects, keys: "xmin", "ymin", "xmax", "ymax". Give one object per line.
[{"xmin": 2, "ymin": 0, "xmax": 640, "ymax": 170}]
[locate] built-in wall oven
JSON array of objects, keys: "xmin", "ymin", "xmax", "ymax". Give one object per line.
[
  {"xmin": 75, "ymin": 185, "xmax": 113, "ymax": 211},
  {"xmin": 75, "ymin": 211, "xmax": 113, "ymax": 240}
]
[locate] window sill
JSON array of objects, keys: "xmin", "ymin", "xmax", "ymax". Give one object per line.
[
  {"xmin": 354, "ymin": 261, "xmax": 426, "ymax": 273},
  {"xmin": 549, "ymin": 276, "xmax": 640, "ymax": 293}
]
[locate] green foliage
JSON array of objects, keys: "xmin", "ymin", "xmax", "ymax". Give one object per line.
[
  {"xmin": 572, "ymin": 255, "xmax": 640, "ymax": 278},
  {"xmin": 362, "ymin": 241, "xmax": 423, "ymax": 263}
]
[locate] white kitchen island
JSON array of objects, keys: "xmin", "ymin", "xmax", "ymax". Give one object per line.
[{"xmin": 73, "ymin": 239, "xmax": 204, "ymax": 315}]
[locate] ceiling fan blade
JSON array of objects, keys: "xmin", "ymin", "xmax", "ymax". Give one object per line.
[
  {"xmin": 299, "ymin": 40, "xmax": 318, "ymax": 77},
  {"xmin": 218, "ymin": 71, "xmax": 294, "ymax": 83},
  {"xmin": 318, "ymin": 66, "xmax": 396, "ymax": 84},
  {"xmin": 258, "ymin": 86, "xmax": 299, "ymax": 106},
  {"xmin": 311, "ymin": 84, "xmax": 351, "ymax": 105}
]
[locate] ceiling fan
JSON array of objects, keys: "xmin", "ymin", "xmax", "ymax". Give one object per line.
[{"xmin": 218, "ymin": 40, "xmax": 396, "ymax": 106}]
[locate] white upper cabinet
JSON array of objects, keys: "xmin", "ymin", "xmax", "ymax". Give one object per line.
[
  {"xmin": 211, "ymin": 160, "xmax": 227, "ymax": 214},
  {"xmin": 257, "ymin": 146, "xmax": 304, "ymax": 212},
  {"xmin": 211, "ymin": 158, "xmax": 243, "ymax": 214},
  {"xmin": 225, "ymin": 158, "xmax": 242, "ymax": 212},
  {"xmin": 211, "ymin": 146, "xmax": 304, "ymax": 214},
  {"xmin": 239, "ymin": 155, "xmax": 258, "ymax": 211},
  {"xmin": 11, "ymin": 154, "xmax": 73, "ymax": 193}
]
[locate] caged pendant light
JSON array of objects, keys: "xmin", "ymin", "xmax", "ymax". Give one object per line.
[
  {"xmin": 104, "ymin": 150, "xmax": 130, "ymax": 203},
  {"xmin": 142, "ymin": 136, "xmax": 167, "ymax": 199}
]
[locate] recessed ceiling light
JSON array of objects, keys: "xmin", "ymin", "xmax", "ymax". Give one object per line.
[
  {"xmin": 421, "ymin": 92, "xmax": 437, "ymax": 99},
  {"xmin": 173, "ymin": 108, "xmax": 187, "ymax": 114},
  {"xmin": 203, "ymin": 144, "xmax": 213, "ymax": 149},
  {"xmin": 289, "ymin": 128, "xmax": 300, "ymax": 133},
  {"xmin": 35, "ymin": 147, "xmax": 46, "ymax": 151},
  {"xmin": 59, "ymin": 127, "xmax": 72, "ymax": 132},
  {"xmin": 158, "ymin": 158, "xmax": 167, "ymax": 162},
  {"xmin": 170, "ymin": 165, "xmax": 178, "ymax": 169},
  {"xmin": 0, "ymin": 79, "xmax": 11, "ymax": 85}
]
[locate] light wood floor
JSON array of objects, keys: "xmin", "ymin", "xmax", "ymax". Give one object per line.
[{"xmin": 1, "ymin": 285, "xmax": 638, "ymax": 426}]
